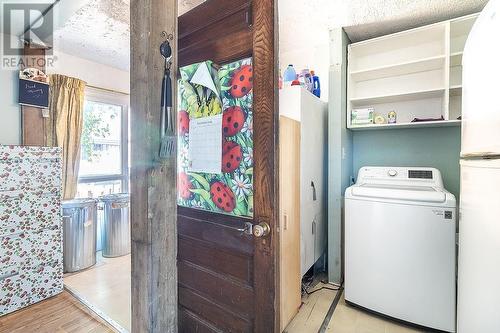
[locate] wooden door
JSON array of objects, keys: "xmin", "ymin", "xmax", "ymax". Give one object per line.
[{"xmin": 177, "ymin": 0, "xmax": 279, "ymax": 332}]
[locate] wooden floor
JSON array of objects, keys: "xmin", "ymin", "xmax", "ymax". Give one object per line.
[{"xmin": 0, "ymin": 291, "xmax": 115, "ymax": 333}]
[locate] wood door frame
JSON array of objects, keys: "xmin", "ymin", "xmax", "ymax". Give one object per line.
[
  {"xmin": 178, "ymin": 0, "xmax": 253, "ymax": 66},
  {"xmin": 130, "ymin": 0, "xmax": 279, "ymax": 331},
  {"xmin": 251, "ymin": 0, "xmax": 280, "ymax": 330}
]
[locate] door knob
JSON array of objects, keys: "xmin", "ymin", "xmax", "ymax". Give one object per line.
[{"xmin": 253, "ymin": 222, "xmax": 271, "ymax": 238}]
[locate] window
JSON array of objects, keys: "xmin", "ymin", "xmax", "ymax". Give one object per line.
[{"xmin": 77, "ymin": 88, "xmax": 129, "ymax": 198}]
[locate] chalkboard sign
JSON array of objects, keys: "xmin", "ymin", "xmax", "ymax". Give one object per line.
[{"xmin": 18, "ymin": 79, "xmax": 49, "ymax": 108}]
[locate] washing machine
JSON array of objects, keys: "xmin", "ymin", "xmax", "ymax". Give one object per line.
[{"xmin": 345, "ymin": 166, "xmax": 456, "ymax": 332}]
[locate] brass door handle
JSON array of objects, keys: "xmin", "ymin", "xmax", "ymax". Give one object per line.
[{"xmin": 253, "ymin": 222, "xmax": 270, "ymax": 238}]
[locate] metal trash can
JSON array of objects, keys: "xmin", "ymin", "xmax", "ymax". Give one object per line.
[
  {"xmin": 62, "ymin": 198, "xmax": 98, "ymax": 273},
  {"xmin": 100, "ymin": 193, "xmax": 130, "ymax": 257}
]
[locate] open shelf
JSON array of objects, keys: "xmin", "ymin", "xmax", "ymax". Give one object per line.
[
  {"xmin": 347, "ymin": 13, "xmax": 478, "ymax": 131},
  {"xmin": 450, "ymin": 14, "xmax": 478, "ymax": 54},
  {"xmin": 350, "ymin": 88, "xmax": 444, "ymax": 107},
  {"xmin": 449, "ymin": 94, "xmax": 462, "ymax": 121},
  {"xmin": 450, "ymin": 52, "xmax": 463, "ymax": 67},
  {"xmin": 349, "ymin": 23, "xmax": 446, "ymax": 72},
  {"xmin": 350, "ymin": 55, "xmax": 445, "ymax": 82},
  {"xmin": 450, "ymin": 85, "xmax": 462, "ymax": 96},
  {"xmin": 450, "ymin": 65, "xmax": 462, "ymax": 87},
  {"xmin": 348, "ymin": 120, "xmax": 461, "ymax": 131},
  {"xmin": 447, "ymin": 14, "xmax": 476, "ymax": 122}
]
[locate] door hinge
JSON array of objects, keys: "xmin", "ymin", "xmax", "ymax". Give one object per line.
[{"xmin": 245, "ymin": 3, "xmax": 253, "ymax": 27}]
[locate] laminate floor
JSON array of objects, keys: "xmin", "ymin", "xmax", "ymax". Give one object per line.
[
  {"xmin": 284, "ymin": 282, "xmax": 339, "ymax": 333},
  {"xmin": 326, "ymin": 292, "xmax": 424, "ymax": 333},
  {"xmin": 64, "ymin": 252, "xmax": 131, "ymax": 332},
  {"xmin": 0, "ymin": 291, "xmax": 115, "ymax": 333}
]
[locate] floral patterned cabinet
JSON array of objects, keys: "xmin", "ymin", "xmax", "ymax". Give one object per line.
[{"xmin": 0, "ymin": 145, "xmax": 63, "ymax": 316}]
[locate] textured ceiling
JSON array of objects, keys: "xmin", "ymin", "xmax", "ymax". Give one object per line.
[
  {"xmin": 53, "ymin": 0, "xmax": 130, "ymax": 71},
  {"xmin": 52, "ymin": 0, "xmax": 205, "ymax": 71},
  {"xmin": 52, "ymin": 0, "xmax": 488, "ymax": 71},
  {"xmin": 280, "ymin": 0, "xmax": 488, "ymax": 51},
  {"xmin": 342, "ymin": 0, "xmax": 488, "ymax": 42}
]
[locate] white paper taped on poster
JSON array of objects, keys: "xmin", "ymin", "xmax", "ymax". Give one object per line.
[{"xmin": 188, "ymin": 114, "xmax": 223, "ymax": 174}]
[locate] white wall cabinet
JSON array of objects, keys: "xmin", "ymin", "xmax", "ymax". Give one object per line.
[{"xmin": 347, "ymin": 13, "xmax": 478, "ymax": 130}]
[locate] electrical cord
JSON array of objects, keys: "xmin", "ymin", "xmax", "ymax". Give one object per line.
[
  {"xmin": 303, "ymin": 285, "xmax": 341, "ymax": 296},
  {"xmin": 302, "ymin": 277, "xmax": 341, "ymax": 296}
]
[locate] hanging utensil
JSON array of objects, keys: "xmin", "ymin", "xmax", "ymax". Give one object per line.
[{"xmin": 159, "ymin": 39, "xmax": 175, "ymax": 159}]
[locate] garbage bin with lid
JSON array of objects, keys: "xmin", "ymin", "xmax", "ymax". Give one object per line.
[
  {"xmin": 100, "ymin": 193, "xmax": 130, "ymax": 257},
  {"xmin": 62, "ymin": 198, "xmax": 98, "ymax": 273}
]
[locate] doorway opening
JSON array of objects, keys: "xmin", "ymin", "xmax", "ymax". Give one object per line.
[
  {"xmin": 63, "ymin": 88, "xmax": 131, "ymax": 331},
  {"xmin": 48, "ymin": 0, "xmax": 132, "ymax": 331}
]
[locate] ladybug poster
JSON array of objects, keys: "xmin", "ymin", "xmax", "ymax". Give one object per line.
[{"xmin": 178, "ymin": 58, "xmax": 254, "ymax": 218}]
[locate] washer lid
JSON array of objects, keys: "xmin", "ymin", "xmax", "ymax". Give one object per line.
[{"xmin": 351, "ymin": 183, "xmax": 447, "ymax": 203}]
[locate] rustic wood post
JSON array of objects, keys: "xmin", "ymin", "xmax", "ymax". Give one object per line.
[
  {"xmin": 21, "ymin": 44, "xmax": 47, "ymax": 146},
  {"xmin": 130, "ymin": 0, "xmax": 178, "ymax": 332}
]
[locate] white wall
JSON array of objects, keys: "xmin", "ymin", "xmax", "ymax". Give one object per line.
[
  {"xmin": 0, "ymin": 33, "xmax": 21, "ymax": 145},
  {"xmin": 0, "ymin": 67, "xmax": 21, "ymax": 145},
  {"xmin": 0, "ymin": 48, "xmax": 129, "ymax": 145},
  {"xmin": 279, "ymin": 44, "xmax": 330, "ymax": 102},
  {"xmin": 278, "ymin": 0, "xmax": 330, "ymax": 101},
  {"xmin": 48, "ymin": 50, "xmax": 130, "ymax": 94}
]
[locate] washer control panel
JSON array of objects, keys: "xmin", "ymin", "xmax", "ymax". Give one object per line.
[
  {"xmin": 356, "ymin": 166, "xmax": 443, "ymax": 188},
  {"xmin": 408, "ymin": 170, "xmax": 433, "ymax": 179}
]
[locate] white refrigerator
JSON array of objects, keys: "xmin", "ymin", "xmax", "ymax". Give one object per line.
[{"xmin": 458, "ymin": 0, "xmax": 500, "ymax": 332}]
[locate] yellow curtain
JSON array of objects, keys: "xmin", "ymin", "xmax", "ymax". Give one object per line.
[{"xmin": 48, "ymin": 74, "xmax": 86, "ymax": 200}]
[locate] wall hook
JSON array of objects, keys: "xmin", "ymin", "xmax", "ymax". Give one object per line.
[{"xmin": 161, "ymin": 31, "xmax": 174, "ymax": 40}]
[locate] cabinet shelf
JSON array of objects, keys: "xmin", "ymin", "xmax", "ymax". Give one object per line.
[
  {"xmin": 347, "ymin": 13, "xmax": 478, "ymax": 131},
  {"xmin": 350, "ymin": 88, "xmax": 444, "ymax": 107},
  {"xmin": 450, "ymin": 85, "xmax": 462, "ymax": 96},
  {"xmin": 450, "ymin": 52, "xmax": 463, "ymax": 67},
  {"xmin": 350, "ymin": 55, "xmax": 445, "ymax": 82},
  {"xmin": 348, "ymin": 120, "xmax": 461, "ymax": 131}
]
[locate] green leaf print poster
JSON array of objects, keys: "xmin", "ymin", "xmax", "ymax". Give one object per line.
[{"xmin": 177, "ymin": 57, "xmax": 254, "ymax": 218}]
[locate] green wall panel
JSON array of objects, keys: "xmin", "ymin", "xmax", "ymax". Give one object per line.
[{"xmin": 352, "ymin": 127, "xmax": 461, "ymax": 199}]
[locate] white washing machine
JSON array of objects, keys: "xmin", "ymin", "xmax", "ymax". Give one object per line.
[{"xmin": 345, "ymin": 166, "xmax": 456, "ymax": 332}]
